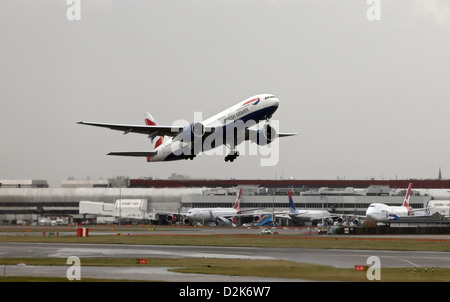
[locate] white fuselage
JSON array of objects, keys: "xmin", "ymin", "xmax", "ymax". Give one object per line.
[
  {"xmin": 150, "ymin": 94, "xmax": 279, "ymax": 161},
  {"xmin": 365, "ymin": 203, "xmax": 410, "ymax": 222},
  {"xmin": 186, "ymin": 208, "xmax": 239, "ymax": 223},
  {"xmin": 426, "ymin": 200, "xmax": 450, "ymax": 217},
  {"xmin": 289, "ymin": 210, "xmax": 332, "ymax": 222}
]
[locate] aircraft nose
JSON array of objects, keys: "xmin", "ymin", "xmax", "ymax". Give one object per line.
[
  {"xmin": 271, "ymin": 98, "xmax": 279, "ymax": 108},
  {"xmin": 366, "ymin": 207, "xmax": 378, "ymax": 220},
  {"xmin": 264, "ymin": 97, "xmax": 279, "ymax": 118}
]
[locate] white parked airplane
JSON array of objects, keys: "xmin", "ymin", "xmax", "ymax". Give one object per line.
[
  {"xmin": 78, "ymin": 94, "xmax": 297, "ymax": 162},
  {"xmin": 183, "ymin": 188, "xmax": 244, "ymax": 226},
  {"xmin": 286, "ymin": 191, "xmax": 341, "ymax": 224},
  {"xmin": 365, "ymin": 183, "xmax": 428, "ymax": 222}
]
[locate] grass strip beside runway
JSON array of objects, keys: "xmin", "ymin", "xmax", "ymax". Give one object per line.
[
  {"xmin": 1, "ymin": 257, "xmax": 448, "ymax": 282},
  {"xmin": 1, "ymin": 233, "xmax": 449, "ymax": 252}
]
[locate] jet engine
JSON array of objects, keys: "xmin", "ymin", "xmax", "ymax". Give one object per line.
[
  {"xmin": 180, "ymin": 122, "xmax": 206, "ymax": 158},
  {"xmin": 253, "ymin": 215, "xmax": 263, "ymax": 223},
  {"xmin": 352, "ymin": 218, "xmax": 361, "ymax": 226},
  {"xmin": 182, "ymin": 122, "xmax": 205, "ymax": 142},
  {"xmin": 166, "ymin": 214, "xmax": 176, "ymax": 224},
  {"xmin": 253, "ymin": 124, "xmax": 277, "ymax": 146}
]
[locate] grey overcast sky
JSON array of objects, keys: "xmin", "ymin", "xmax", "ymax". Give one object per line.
[{"xmin": 1, "ymin": 0, "xmax": 450, "ymax": 187}]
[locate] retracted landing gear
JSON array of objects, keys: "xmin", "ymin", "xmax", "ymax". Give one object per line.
[{"xmin": 224, "ymin": 151, "xmax": 239, "ymax": 162}]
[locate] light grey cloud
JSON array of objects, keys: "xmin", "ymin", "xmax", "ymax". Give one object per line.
[
  {"xmin": 0, "ymin": 0, "xmax": 449, "ymax": 186},
  {"xmin": 414, "ymin": 0, "xmax": 450, "ymax": 26}
]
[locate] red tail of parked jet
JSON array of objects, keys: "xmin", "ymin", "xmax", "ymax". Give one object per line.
[
  {"xmin": 233, "ymin": 188, "xmax": 242, "ymax": 214},
  {"xmin": 403, "ymin": 182, "xmax": 413, "ymax": 213}
]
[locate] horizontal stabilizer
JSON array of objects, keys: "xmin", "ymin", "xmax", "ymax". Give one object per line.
[{"xmin": 107, "ymin": 151, "xmax": 157, "ymax": 157}]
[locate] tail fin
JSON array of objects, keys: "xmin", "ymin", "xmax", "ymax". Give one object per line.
[
  {"xmin": 403, "ymin": 183, "xmax": 412, "ymax": 207},
  {"xmin": 144, "ymin": 113, "xmax": 164, "ymax": 162},
  {"xmin": 288, "ymin": 191, "xmax": 296, "ymax": 213},
  {"xmin": 144, "ymin": 112, "xmax": 164, "ymax": 154},
  {"xmin": 403, "ymin": 183, "xmax": 413, "ymax": 215},
  {"xmin": 144, "ymin": 112, "xmax": 158, "ymax": 127},
  {"xmin": 233, "ymin": 188, "xmax": 242, "ymax": 213}
]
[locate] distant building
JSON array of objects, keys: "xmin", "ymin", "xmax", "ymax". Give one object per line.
[
  {"xmin": 61, "ymin": 177, "xmax": 129, "ymax": 188},
  {"xmin": 0, "ymin": 179, "xmax": 48, "ymax": 188},
  {"xmin": 1, "ymin": 178, "xmax": 449, "ymax": 225}
]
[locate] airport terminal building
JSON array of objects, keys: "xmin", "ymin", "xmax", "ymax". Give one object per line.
[{"xmin": 0, "ymin": 178, "xmax": 449, "ymax": 225}]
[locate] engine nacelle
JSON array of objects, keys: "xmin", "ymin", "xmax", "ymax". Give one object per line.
[
  {"xmin": 183, "ymin": 218, "xmax": 192, "ymax": 225},
  {"xmin": 166, "ymin": 214, "xmax": 176, "ymax": 223},
  {"xmin": 182, "ymin": 122, "xmax": 205, "ymax": 142},
  {"xmin": 254, "ymin": 124, "xmax": 277, "ymax": 146},
  {"xmin": 253, "ymin": 215, "xmax": 263, "ymax": 223}
]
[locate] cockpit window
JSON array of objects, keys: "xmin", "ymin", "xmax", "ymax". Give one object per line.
[{"xmin": 265, "ymin": 95, "xmax": 276, "ymax": 99}]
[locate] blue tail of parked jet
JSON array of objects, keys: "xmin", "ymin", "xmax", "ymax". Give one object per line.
[{"xmin": 288, "ymin": 191, "xmax": 296, "ymax": 213}]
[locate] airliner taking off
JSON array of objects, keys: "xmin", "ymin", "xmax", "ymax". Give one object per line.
[
  {"xmin": 78, "ymin": 94, "xmax": 297, "ymax": 162},
  {"xmin": 365, "ymin": 183, "xmax": 428, "ymax": 222}
]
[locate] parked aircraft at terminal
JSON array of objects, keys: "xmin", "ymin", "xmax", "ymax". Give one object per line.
[
  {"xmin": 182, "ymin": 188, "xmax": 244, "ymax": 226},
  {"xmin": 78, "ymin": 94, "xmax": 297, "ymax": 162},
  {"xmin": 285, "ymin": 191, "xmax": 343, "ymax": 224},
  {"xmin": 365, "ymin": 183, "xmax": 430, "ymax": 222},
  {"xmin": 164, "ymin": 188, "xmax": 261, "ymax": 226}
]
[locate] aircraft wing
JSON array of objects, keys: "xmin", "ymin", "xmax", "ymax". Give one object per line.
[
  {"xmin": 77, "ymin": 121, "xmax": 184, "ymax": 137},
  {"xmin": 108, "ymin": 151, "xmax": 157, "ymax": 157},
  {"xmin": 245, "ymin": 128, "xmax": 298, "ymax": 139},
  {"xmin": 277, "ymin": 132, "xmax": 298, "ymax": 138},
  {"xmin": 153, "ymin": 209, "xmax": 187, "ymax": 216},
  {"xmin": 409, "ymin": 207, "xmax": 432, "ymax": 217},
  {"xmin": 410, "ymin": 207, "xmax": 429, "ymax": 212},
  {"xmin": 214, "ymin": 214, "xmax": 232, "ymax": 224}
]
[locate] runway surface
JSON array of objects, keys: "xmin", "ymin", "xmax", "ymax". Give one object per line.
[
  {"xmin": 1, "ymin": 242, "xmax": 449, "ymax": 281},
  {"xmin": 2, "ymin": 242, "xmax": 449, "ymax": 268},
  {"xmin": 2, "ymin": 264, "xmax": 304, "ymax": 282}
]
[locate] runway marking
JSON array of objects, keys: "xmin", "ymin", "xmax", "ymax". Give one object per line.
[
  {"xmin": 396, "ymin": 258, "xmax": 421, "ymax": 267},
  {"xmin": 49, "ymin": 247, "xmax": 275, "ymax": 261}
]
